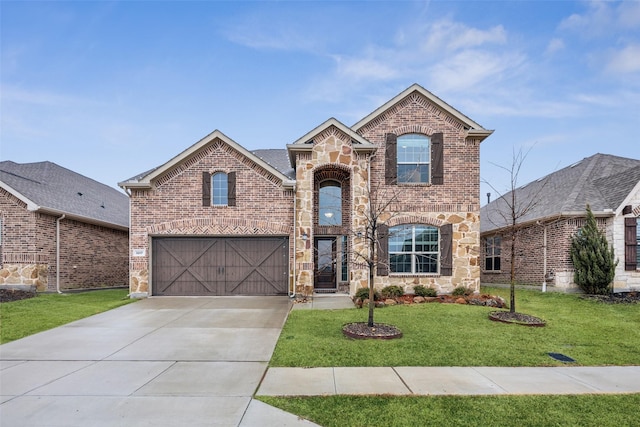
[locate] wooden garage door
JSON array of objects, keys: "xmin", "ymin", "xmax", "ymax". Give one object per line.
[{"xmin": 152, "ymin": 237, "xmax": 289, "ymax": 296}]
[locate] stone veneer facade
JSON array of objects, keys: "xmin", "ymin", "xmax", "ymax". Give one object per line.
[{"xmin": 291, "ymin": 90, "xmax": 484, "ymax": 296}]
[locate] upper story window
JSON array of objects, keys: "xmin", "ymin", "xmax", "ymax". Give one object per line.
[
  {"xmin": 397, "ymin": 134, "xmax": 430, "ymax": 184},
  {"xmin": 202, "ymin": 171, "xmax": 236, "ymax": 207},
  {"xmin": 484, "ymin": 235, "xmax": 501, "ymax": 271},
  {"xmin": 212, "ymin": 172, "xmax": 228, "ymax": 206},
  {"xmin": 319, "ymin": 180, "xmax": 342, "ymax": 226},
  {"xmin": 389, "ymin": 224, "xmax": 439, "ymax": 274}
]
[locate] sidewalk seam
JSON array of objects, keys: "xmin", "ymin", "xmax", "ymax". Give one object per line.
[{"xmin": 391, "ymin": 367, "xmax": 414, "ymax": 394}]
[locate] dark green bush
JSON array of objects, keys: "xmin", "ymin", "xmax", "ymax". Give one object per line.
[
  {"xmin": 355, "ymin": 287, "xmax": 379, "ymax": 301},
  {"xmin": 452, "ymin": 286, "xmax": 470, "ymax": 297},
  {"xmin": 380, "ymin": 285, "xmax": 404, "ymax": 299},
  {"xmin": 414, "ymin": 285, "xmax": 437, "ymax": 297},
  {"xmin": 570, "ymin": 205, "xmax": 617, "ymax": 295}
]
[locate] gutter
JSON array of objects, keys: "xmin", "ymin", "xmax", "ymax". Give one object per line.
[
  {"xmin": 291, "ymin": 183, "xmax": 297, "ymax": 298},
  {"xmin": 56, "ymin": 214, "xmax": 66, "ymax": 294},
  {"xmin": 481, "ymin": 210, "xmax": 616, "ymax": 235}
]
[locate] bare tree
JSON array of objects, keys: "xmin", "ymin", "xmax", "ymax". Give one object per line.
[
  {"xmin": 484, "ymin": 147, "xmax": 548, "ymax": 313},
  {"xmin": 350, "ymin": 178, "xmax": 402, "ymax": 327}
]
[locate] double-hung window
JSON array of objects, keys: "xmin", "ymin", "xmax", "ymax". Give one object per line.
[
  {"xmin": 212, "ymin": 172, "xmax": 228, "ymax": 206},
  {"xmin": 389, "ymin": 225, "xmax": 439, "ymax": 274},
  {"xmin": 397, "ymin": 134, "xmax": 430, "ymax": 183},
  {"xmin": 484, "ymin": 236, "xmax": 501, "ymax": 271}
]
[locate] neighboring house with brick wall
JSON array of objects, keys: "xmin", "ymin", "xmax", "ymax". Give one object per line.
[
  {"xmin": 119, "ymin": 84, "xmax": 493, "ymax": 298},
  {"xmin": 0, "ymin": 161, "xmax": 129, "ymax": 291},
  {"xmin": 480, "ymin": 153, "xmax": 640, "ymax": 292}
]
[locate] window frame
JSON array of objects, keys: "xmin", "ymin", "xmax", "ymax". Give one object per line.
[
  {"xmin": 211, "ymin": 172, "xmax": 228, "ymax": 206},
  {"xmin": 389, "ymin": 224, "xmax": 439, "ymax": 275},
  {"xmin": 318, "ymin": 180, "xmax": 342, "ymax": 226},
  {"xmin": 397, "ymin": 134, "xmax": 430, "ymax": 184},
  {"xmin": 484, "ymin": 235, "xmax": 502, "ymax": 272}
]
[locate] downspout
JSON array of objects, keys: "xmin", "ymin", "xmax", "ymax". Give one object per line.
[
  {"xmin": 56, "ymin": 214, "xmax": 66, "ymax": 294},
  {"xmin": 291, "ymin": 184, "xmax": 297, "ymax": 298},
  {"xmin": 542, "ymin": 223, "xmax": 547, "ymax": 293}
]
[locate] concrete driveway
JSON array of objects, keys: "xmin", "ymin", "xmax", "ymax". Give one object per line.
[{"xmin": 0, "ymin": 296, "xmax": 317, "ymax": 427}]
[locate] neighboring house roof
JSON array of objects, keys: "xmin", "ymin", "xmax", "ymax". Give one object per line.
[
  {"xmin": 0, "ymin": 161, "xmax": 129, "ymax": 230},
  {"xmin": 352, "ymin": 83, "xmax": 493, "ymax": 140},
  {"xmin": 481, "ymin": 153, "xmax": 640, "ymax": 233},
  {"xmin": 119, "ymin": 129, "xmax": 295, "ymax": 190}
]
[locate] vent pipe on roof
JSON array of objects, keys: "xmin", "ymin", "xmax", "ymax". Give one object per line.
[{"xmin": 487, "ymin": 193, "xmax": 491, "ymax": 204}]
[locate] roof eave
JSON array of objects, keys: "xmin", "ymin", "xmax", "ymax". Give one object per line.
[
  {"xmin": 481, "ymin": 210, "xmax": 616, "ymax": 234},
  {"xmin": 0, "ymin": 181, "xmax": 39, "ymax": 210}
]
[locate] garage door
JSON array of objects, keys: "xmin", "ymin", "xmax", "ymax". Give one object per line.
[{"xmin": 152, "ymin": 237, "xmax": 289, "ymax": 296}]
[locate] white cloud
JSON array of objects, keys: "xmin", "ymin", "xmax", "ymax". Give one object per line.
[
  {"xmin": 419, "ymin": 20, "xmax": 507, "ymax": 52},
  {"xmin": 333, "ymin": 55, "xmax": 398, "ymax": 81},
  {"xmin": 559, "ymin": 0, "xmax": 640, "ymax": 36},
  {"xmin": 545, "ymin": 38, "xmax": 565, "ymax": 55},
  {"xmin": 605, "ymin": 43, "xmax": 640, "ymax": 74}
]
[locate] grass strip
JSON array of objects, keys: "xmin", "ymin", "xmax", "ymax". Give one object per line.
[
  {"xmin": 0, "ymin": 289, "xmax": 135, "ymax": 344},
  {"xmin": 259, "ymin": 394, "xmax": 640, "ymax": 427}
]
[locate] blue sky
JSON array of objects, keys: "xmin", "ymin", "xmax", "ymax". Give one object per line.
[{"xmin": 1, "ymin": 1, "xmax": 639, "ymax": 203}]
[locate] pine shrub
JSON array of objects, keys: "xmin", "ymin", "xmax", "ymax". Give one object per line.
[{"xmin": 570, "ymin": 205, "xmax": 618, "ymax": 295}]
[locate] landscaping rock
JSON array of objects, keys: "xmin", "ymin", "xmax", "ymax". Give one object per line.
[
  {"xmin": 385, "ymin": 299, "xmax": 397, "ymax": 306},
  {"xmin": 455, "ymin": 297, "xmax": 467, "ymax": 304},
  {"xmin": 413, "ymin": 296, "xmax": 425, "ymax": 303}
]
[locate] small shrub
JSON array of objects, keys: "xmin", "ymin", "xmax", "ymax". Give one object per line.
[
  {"xmin": 380, "ymin": 285, "xmax": 404, "ymax": 299},
  {"xmin": 414, "ymin": 285, "xmax": 437, "ymax": 297},
  {"xmin": 452, "ymin": 286, "xmax": 470, "ymax": 297},
  {"xmin": 355, "ymin": 287, "xmax": 379, "ymax": 301}
]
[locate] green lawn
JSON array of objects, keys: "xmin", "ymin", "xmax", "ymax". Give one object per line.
[
  {"xmin": 259, "ymin": 394, "xmax": 640, "ymax": 427},
  {"xmin": 270, "ymin": 287, "xmax": 640, "ymax": 367},
  {"xmin": 266, "ymin": 288, "xmax": 639, "ymax": 426},
  {"xmin": 0, "ymin": 289, "xmax": 135, "ymax": 344}
]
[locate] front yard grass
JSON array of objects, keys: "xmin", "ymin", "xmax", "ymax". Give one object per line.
[
  {"xmin": 0, "ymin": 289, "xmax": 135, "ymax": 344},
  {"xmin": 271, "ymin": 287, "xmax": 640, "ymax": 367},
  {"xmin": 266, "ymin": 287, "xmax": 639, "ymax": 426}
]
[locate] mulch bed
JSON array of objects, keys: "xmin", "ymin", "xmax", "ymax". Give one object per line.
[
  {"xmin": 488, "ymin": 311, "xmax": 547, "ymax": 327},
  {"xmin": 0, "ymin": 289, "xmax": 37, "ymax": 303},
  {"xmin": 342, "ymin": 322, "xmax": 403, "ymax": 340},
  {"xmin": 581, "ymin": 292, "xmax": 640, "ymax": 304}
]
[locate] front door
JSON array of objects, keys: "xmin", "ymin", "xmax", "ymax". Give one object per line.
[{"xmin": 314, "ymin": 237, "xmax": 336, "ymax": 290}]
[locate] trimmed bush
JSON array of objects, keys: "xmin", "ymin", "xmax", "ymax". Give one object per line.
[
  {"xmin": 414, "ymin": 285, "xmax": 437, "ymax": 297},
  {"xmin": 452, "ymin": 286, "xmax": 470, "ymax": 297},
  {"xmin": 355, "ymin": 287, "xmax": 379, "ymax": 301},
  {"xmin": 380, "ymin": 285, "xmax": 404, "ymax": 299}
]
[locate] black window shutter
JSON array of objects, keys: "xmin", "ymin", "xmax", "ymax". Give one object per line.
[
  {"xmin": 431, "ymin": 132, "xmax": 444, "ymax": 185},
  {"xmin": 385, "ymin": 133, "xmax": 397, "ymax": 185},
  {"xmin": 227, "ymin": 172, "xmax": 236, "ymax": 207},
  {"xmin": 377, "ymin": 223, "xmax": 389, "ymax": 276},
  {"xmin": 202, "ymin": 172, "xmax": 211, "ymax": 206},
  {"xmin": 625, "ymin": 217, "xmax": 637, "ymax": 271},
  {"xmin": 440, "ymin": 223, "xmax": 453, "ymax": 276}
]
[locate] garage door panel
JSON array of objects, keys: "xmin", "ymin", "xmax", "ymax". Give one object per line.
[{"xmin": 152, "ymin": 237, "xmax": 288, "ymax": 296}]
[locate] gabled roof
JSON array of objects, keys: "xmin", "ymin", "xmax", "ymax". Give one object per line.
[
  {"xmin": 481, "ymin": 153, "xmax": 640, "ymax": 233},
  {"xmin": 286, "ymin": 117, "xmax": 377, "ymax": 167},
  {"xmin": 352, "ymin": 83, "xmax": 493, "ymax": 140},
  {"xmin": 119, "ymin": 130, "xmax": 295, "ymax": 190},
  {"xmin": 0, "ymin": 161, "xmax": 129, "ymax": 230}
]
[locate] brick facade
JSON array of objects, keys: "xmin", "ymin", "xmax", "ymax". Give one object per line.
[
  {"xmin": 127, "ymin": 138, "xmax": 294, "ymax": 296},
  {"xmin": 0, "ymin": 187, "xmax": 128, "ymax": 291},
  {"xmin": 123, "ymin": 85, "xmax": 491, "ymax": 297}
]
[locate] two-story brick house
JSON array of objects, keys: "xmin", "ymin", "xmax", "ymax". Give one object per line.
[{"xmin": 119, "ymin": 84, "xmax": 492, "ymax": 297}]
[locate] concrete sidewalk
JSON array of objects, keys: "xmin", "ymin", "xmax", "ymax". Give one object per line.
[{"xmin": 257, "ymin": 366, "xmax": 640, "ymax": 396}]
